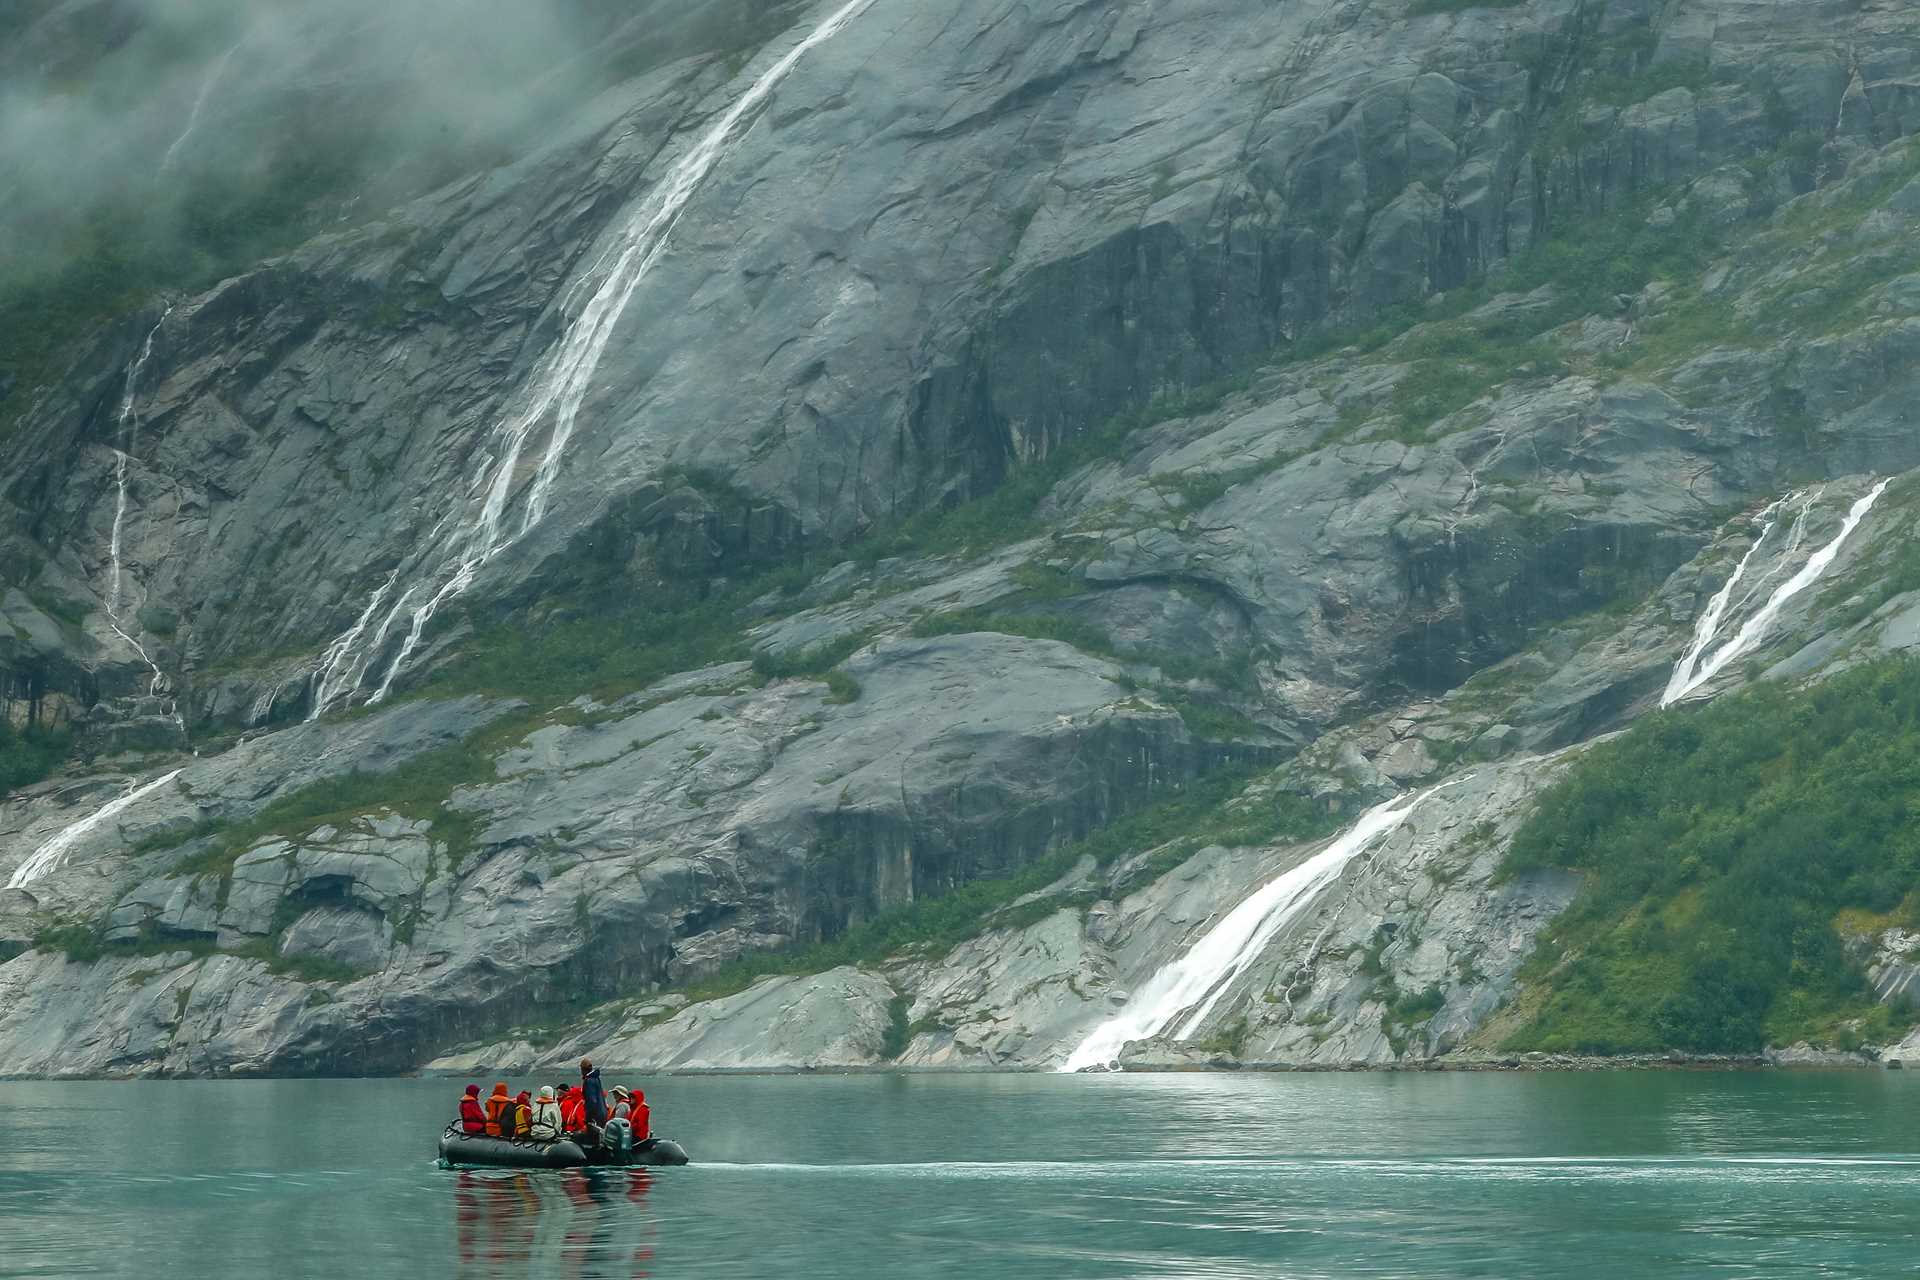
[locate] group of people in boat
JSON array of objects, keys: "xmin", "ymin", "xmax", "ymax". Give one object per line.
[{"xmin": 455, "ymin": 1058, "xmax": 650, "ymax": 1155}]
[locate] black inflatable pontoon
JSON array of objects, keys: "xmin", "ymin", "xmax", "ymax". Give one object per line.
[
  {"xmin": 589, "ymin": 1136, "xmax": 691, "ymax": 1167},
  {"xmin": 437, "ymin": 1125, "xmax": 690, "ymax": 1169}
]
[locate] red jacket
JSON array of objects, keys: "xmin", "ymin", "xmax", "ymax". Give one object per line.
[
  {"xmin": 458, "ymin": 1094, "xmax": 487, "ymax": 1135},
  {"xmin": 560, "ymin": 1093, "xmax": 586, "ymax": 1133},
  {"xmin": 630, "ymin": 1099, "xmax": 650, "ymax": 1141}
]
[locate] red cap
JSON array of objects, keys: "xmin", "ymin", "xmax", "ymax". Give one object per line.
[{"xmin": 465, "ymin": 1084, "xmax": 480, "ymax": 1095}]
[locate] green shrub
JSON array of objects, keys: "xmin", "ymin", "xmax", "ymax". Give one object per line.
[
  {"xmin": 1503, "ymin": 657, "xmax": 1920, "ymax": 1053},
  {"xmin": 822, "ymin": 671, "xmax": 863, "ymax": 704},
  {"xmin": 880, "ymin": 993, "xmax": 913, "ymax": 1059},
  {"xmin": 0, "ymin": 722, "xmax": 75, "ymax": 798},
  {"xmin": 161, "ymin": 716, "xmax": 523, "ymax": 880},
  {"xmin": 32, "ymin": 921, "xmax": 106, "ymax": 963}
]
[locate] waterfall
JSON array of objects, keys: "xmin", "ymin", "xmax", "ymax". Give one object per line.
[
  {"xmin": 159, "ymin": 38, "xmax": 243, "ymax": 176},
  {"xmin": 1716, "ymin": 488, "xmax": 1818, "ymax": 628},
  {"xmin": 1059, "ymin": 788, "xmax": 1438, "ymax": 1073},
  {"xmin": 306, "ymin": 0, "xmax": 877, "ymax": 719},
  {"xmin": 1661, "ymin": 497, "xmax": 1789, "ymax": 708},
  {"xmin": 6, "ymin": 769, "xmax": 184, "ymax": 890},
  {"xmin": 107, "ymin": 309, "xmax": 172, "ymax": 623},
  {"xmin": 1662, "ymin": 479, "xmax": 1891, "ymax": 707},
  {"xmin": 99, "ymin": 308, "xmax": 186, "ymax": 734},
  {"xmin": 308, "ymin": 567, "xmax": 400, "ymax": 716}
]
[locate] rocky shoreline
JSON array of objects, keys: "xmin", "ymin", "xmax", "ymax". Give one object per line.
[{"xmin": 8, "ymin": 1050, "xmax": 1893, "ymax": 1082}]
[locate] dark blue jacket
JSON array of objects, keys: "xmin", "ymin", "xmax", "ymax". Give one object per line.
[{"xmin": 581, "ymin": 1066, "xmax": 607, "ymax": 1126}]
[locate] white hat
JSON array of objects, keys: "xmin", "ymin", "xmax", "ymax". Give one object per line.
[{"xmin": 538, "ymin": 1086, "xmax": 555, "ymax": 1100}]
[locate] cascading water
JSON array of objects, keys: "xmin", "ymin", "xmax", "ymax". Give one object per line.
[
  {"xmin": 107, "ymin": 309, "xmax": 172, "ymax": 624},
  {"xmin": 1662, "ymin": 479, "xmax": 1891, "ymax": 707},
  {"xmin": 103, "ymin": 309, "xmax": 184, "ymax": 733},
  {"xmin": 159, "ymin": 38, "xmax": 244, "ymax": 176},
  {"xmin": 1661, "ymin": 496, "xmax": 1789, "ymax": 707},
  {"xmin": 5, "ymin": 769, "xmax": 184, "ymax": 890},
  {"xmin": 1059, "ymin": 788, "xmax": 1439, "ymax": 1073},
  {"xmin": 307, "ymin": 0, "xmax": 878, "ymax": 718},
  {"xmin": 1710, "ymin": 488, "xmax": 1818, "ymax": 633}
]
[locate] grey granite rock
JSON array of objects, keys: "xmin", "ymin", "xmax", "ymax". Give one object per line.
[{"xmin": 11, "ymin": 0, "xmax": 1920, "ymax": 1076}]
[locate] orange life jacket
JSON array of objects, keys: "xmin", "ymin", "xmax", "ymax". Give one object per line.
[{"xmin": 484, "ymin": 1091, "xmax": 513, "ymax": 1137}]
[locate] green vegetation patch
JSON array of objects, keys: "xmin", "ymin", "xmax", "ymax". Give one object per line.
[
  {"xmin": 431, "ymin": 579, "xmax": 776, "ymax": 704},
  {"xmin": 156, "ymin": 714, "xmax": 526, "ymax": 882},
  {"xmin": 31, "ymin": 918, "xmax": 371, "ymax": 986},
  {"xmin": 1502, "ymin": 657, "xmax": 1920, "ymax": 1054},
  {"xmin": 0, "ymin": 722, "xmax": 76, "ymax": 799}
]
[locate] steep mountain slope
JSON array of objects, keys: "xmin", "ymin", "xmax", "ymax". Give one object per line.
[{"xmin": 5, "ymin": 0, "xmax": 1920, "ymax": 1075}]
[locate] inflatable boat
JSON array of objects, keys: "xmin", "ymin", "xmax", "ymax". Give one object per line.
[{"xmin": 437, "ymin": 1125, "xmax": 690, "ymax": 1169}]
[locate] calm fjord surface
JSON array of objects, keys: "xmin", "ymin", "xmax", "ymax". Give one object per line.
[{"xmin": 4, "ymin": 1072, "xmax": 1919, "ymax": 1278}]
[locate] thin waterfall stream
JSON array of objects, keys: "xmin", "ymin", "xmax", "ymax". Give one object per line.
[
  {"xmin": 104, "ymin": 308, "xmax": 184, "ymax": 734},
  {"xmin": 307, "ymin": 0, "xmax": 878, "ymax": 718},
  {"xmin": 107, "ymin": 308, "xmax": 172, "ymax": 626},
  {"xmin": 158, "ymin": 38, "xmax": 244, "ymax": 176}
]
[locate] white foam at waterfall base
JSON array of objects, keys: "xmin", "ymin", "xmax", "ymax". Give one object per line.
[
  {"xmin": 307, "ymin": 0, "xmax": 878, "ymax": 718},
  {"xmin": 1662, "ymin": 479, "xmax": 1891, "ymax": 707},
  {"xmin": 6, "ymin": 769, "xmax": 184, "ymax": 890},
  {"xmin": 1059, "ymin": 789, "xmax": 1437, "ymax": 1073}
]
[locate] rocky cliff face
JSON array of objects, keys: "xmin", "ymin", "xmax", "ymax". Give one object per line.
[{"xmin": 6, "ymin": 0, "xmax": 1920, "ymax": 1075}]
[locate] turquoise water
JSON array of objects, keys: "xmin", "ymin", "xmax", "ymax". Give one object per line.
[{"xmin": 4, "ymin": 1071, "xmax": 1920, "ymax": 1276}]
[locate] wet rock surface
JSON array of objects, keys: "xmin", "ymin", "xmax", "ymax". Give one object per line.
[{"xmin": 8, "ymin": 0, "xmax": 1920, "ymax": 1075}]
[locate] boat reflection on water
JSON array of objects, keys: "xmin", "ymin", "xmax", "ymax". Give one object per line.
[{"xmin": 453, "ymin": 1168, "xmax": 656, "ymax": 1277}]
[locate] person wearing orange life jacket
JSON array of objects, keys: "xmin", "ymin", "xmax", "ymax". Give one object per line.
[
  {"xmin": 628, "ymin": 1089, "xmax": 651, "ymax": 1142},
  {"xmin": 511, "ymin": 1091, "xmax": 534, "ymax": 1140},
  {"xmin": 559, "ymin": 1085, "xmax": 587, "ymax": 1136},
  {"xmin": 456, "ymin": 1084, "xmax": 487, "ymax": 1135},
  {"xmin": 483, "ymin": 1082, "xmax": 513, "ymax": 1137}
]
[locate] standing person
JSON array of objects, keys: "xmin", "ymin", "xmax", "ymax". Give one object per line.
[
  {"xmin": 457, "ymin": 1084, "xmax": 488, "ymax": 1135},
  {"xmin": 484, "ymin": 1082, "xmax": 513, "ymax": 1137},
  {"xmin": 580, "ymin": 1059, "xmax": 607, "ymax": 1128},
  {"xmin": 530, "ymin": 1087, "xmax": 562, "ymax": 1141}
]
